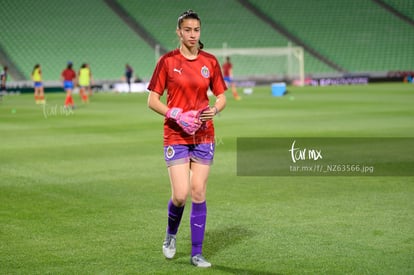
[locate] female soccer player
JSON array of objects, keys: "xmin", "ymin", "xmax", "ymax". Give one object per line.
[
  {"xmin": 61, "ymin": 62, "xmax": 77, "ymax": 108},
  {"xmin": 78, "ymin": 63, "xmax": 92, "ymax": 103},
  {"xmin": 147, "ymin": 9, "xmax": 227, "ymax": 268},
  {"xmin": 222, "ymin": 56, "xmax": 241, "ymax": 100},
  {"xmin": 32, "ymin": 64, "xmax": 45, "ymax": 104}
]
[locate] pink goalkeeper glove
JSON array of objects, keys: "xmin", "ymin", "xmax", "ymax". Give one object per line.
[
  {"xmin": 166, "ymin": 108, "xmax": 202, "ymax": 135},
  {"xmin": 166, "ymin": 107, "xmax": 183, "ymax": 120}
]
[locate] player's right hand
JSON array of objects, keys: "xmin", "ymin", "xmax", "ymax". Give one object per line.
[
  {"xmin": 166, "ymin": 107, "xmax": 183, "ymax": 120},
  {"xmin": 177, "ymin": 110, "xmax": 202, "ymax": 135},
  {"xmin": 166, "ymin": 108, "xmax": 202, "ymax": 135}
]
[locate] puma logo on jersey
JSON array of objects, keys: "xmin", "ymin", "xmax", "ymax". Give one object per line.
[{"xmin": 173, "ymin": 68, "xmax": 183, "ymax": 75}]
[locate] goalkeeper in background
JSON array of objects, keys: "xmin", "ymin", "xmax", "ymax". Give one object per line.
[
  {"xmin": 222, "ymin": 56, "xmax": 241, "ymax": 100},
  {"xmin": 147, "ymin": 9, "xmax": 226, "ymax": 268}
]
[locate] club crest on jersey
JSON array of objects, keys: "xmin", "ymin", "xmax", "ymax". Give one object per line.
[
  {"xmin": 201, "ymin": 66, "xmax": 210, "ymax": 78},
  {"xmin": 166, "ymin": 146, "xmax": 175, "ymax": 159}
]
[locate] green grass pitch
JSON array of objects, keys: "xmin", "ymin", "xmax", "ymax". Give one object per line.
[{"xmin": 1, "ymin": 83, "xmax": 413, "ymax": 274}]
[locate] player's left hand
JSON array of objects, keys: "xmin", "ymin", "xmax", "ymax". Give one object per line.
[{"xmin": 199, "ymin": 106, "xmax": 217, "ymax": 122}]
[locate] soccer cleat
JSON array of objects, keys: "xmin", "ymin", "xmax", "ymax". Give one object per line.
[
  {"xmin": 191, "ymin": 254, "xmax": 211, "ymax": 268},
  {"xmin": 162, "ymin": 233, "xmax": 176, "ymax": 259}
]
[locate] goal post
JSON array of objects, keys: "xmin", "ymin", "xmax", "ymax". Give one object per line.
[{"xmin": 207, "ymin": 45, "xmax": 305, "ymax": 86}]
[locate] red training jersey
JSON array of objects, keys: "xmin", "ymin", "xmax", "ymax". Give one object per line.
[
  {"xmin": 222, "ymin": 61, "xmax": 232, "ymax": 77},
  {"xmin": 148, "ymin": 49, "xmax": 227, "ymax": 146},
  {"xmin": 61, "ymin": 69, "xmax": 76, "ymax": 81}
]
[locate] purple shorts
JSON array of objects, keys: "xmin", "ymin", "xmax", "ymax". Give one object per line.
[{"xmin": 164, "ymin": 143, "xmax": 215, "ymax": 167}]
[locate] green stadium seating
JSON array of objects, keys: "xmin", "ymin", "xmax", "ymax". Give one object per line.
[
  {"xmin": 248, "ymin": 0, "xmax": 414, "ymax": 73},
  {"xmin": 1, "ymin": 0, "xmax": 412, "ymax": 81},
  {"xmin": 382, "ymin": 0, "xmax": 414, "ymax": 21},
  {"xmin": 0, "ymin": 0, "xmax": 155, "ymax": 81},
  {"xmin": 116, "ymin": 0, "xmax": 336, "ymax": 77}
]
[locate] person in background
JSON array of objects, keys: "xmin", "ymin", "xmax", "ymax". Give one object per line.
[
  {"xmin": 87, "ymin": 64, "xmax": 94, "ymax": 96},
  {"xmin": 78, "ymin": 63, "xmax": 92, "ymax": 103},
  {"xmin": 125, "ymin": 64, "xmax": 134, "ymax": 92},
  {"xmin": 32, "ymin": 64, "xmax": 45, "ymax": 104},
  {"xmin": 61, "ymin": 62, "xmax": 77, "ymax": 109},
  {"xmin": 0, "ymin": 66, "xmax": 8, "ymax": 100},
  {"xmin": 222, "ymin": 56, "xmax": 241, "ymax": 100},
  {"xmin": 147, "ymin": 9, "xmax": 227, "ymax": 268}
]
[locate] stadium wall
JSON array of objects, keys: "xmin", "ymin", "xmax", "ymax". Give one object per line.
[{"xmin": 4, "ymin": 71, "xmax": 412, "ymax": 95}]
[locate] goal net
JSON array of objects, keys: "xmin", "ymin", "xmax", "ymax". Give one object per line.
[{"xmin": 206, "ymin": 45, "xmax": 305, "ymax": 86}]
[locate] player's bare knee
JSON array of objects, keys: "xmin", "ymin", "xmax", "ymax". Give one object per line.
[
  {"xmin": 191, "ymin": 190, "xmax": 206, "ymax": 203},
  {"xmin": 172, "ymin": 196, "xmax": 187, "ymax": 207}
]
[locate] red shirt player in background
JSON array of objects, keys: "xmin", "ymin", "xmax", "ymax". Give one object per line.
[
  {"xmin": 147, "ymin": 9, "xmax": 226, "ymax": 268},
  {"xmin": 61, "ymin": 62, "xmax": 77, "ymax": 108},
  {"xmin": 222, "ymin": 56, "xmax": 241, "ymax": 100}
]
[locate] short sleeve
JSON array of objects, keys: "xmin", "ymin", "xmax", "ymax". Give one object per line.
[
  {"xmin": 147, "ymin": 57, "xmax": 168, "ymax": 95},
  {"xmin": 210, "ymin": 57, "xmax": 227, "ymax": 96}
]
